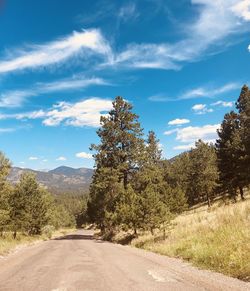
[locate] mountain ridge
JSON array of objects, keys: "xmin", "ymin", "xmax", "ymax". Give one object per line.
[{"xmin": 8, "ymin": 166, "xmax": 94, "ymax": 194}]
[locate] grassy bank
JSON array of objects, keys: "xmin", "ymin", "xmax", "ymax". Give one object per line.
[
  {"xmin": 0, "ymin": 228, "xmax": 74, "ymax": 256},
  {"xmin": 130, "ymin": 199, "xmax": 250, "ymax": 281}
]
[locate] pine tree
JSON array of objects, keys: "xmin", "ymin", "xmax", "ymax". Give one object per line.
[
  {"xmin": 236, "ymin": 84, "xmax": 250, "ymax": 187},
  {"xmin": 91, "ymin": 96, "xmax": 144, "ymax": 189},
  {"xmin": 146, "ymin": 131, "xmax": 162, "ymax": 164},
  {"xmin": 216, "ymin": 111, "xmax": 245, "ymax": 200},
  {"xmin": 187, "ymin": 140, "xmax": 218, "ymax": 207},
  {"xmin": 88, "ymin": 97, "xmax": 144, "ymax": 230},
  {"xmin": 115, "ymin": 185, "xmax": 142, "ymax": 235},
  {"xmin": 140, "ymin": 184, "xmax": 169, "ymax": 234},
  {"xmin": 163, "ymin": 152, "xmax": 190, "ymax": 196},
  {"xmin": 10, "ymin": 173, "xmax": 49, "ymax": 237},
  {"xmin": 0, "ymin": 152, "xmax": 12, "ymax": 233},
  {"xmin": 88, "ymin": 167, "xmax": 122, "ymax": 231}
]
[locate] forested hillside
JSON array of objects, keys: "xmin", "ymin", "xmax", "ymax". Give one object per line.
[
  {"xmin": 87, "ymin": 85, "xmax": 250, "ymax": 236},
  {"xmin": 8, "ymin": 166, "xmax": 93, "ymax": 194}
]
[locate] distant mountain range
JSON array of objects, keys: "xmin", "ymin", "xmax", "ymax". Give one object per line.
[{"xmin": 8, "ymin": 166, "xmax": 94, "ymax": 194}]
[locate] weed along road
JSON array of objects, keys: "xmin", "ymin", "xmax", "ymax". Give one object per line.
[{"xmin": 0, "ymin": 230, "xmax": 249, "ymax": 291}]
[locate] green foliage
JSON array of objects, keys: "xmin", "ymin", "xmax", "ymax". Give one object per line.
[
  {"xmin": 236, "ymin": 85, "xmax": 250, "ymax": 185},
  {"xmin": 114, "ymin": 186, "xmax": 142, "ymax": 233},
  {"xmin": 0, "ymin": 152, "xmax": 12, "ymax": 232},
  {"xmin": 88, "ymin": 99, "xmax": 187, "ymax": 235},
  {"xmin": 42, "ymin": 225, "xmax": 55, "ymax": 239},
  {"xmin": 10, "ymin": 173, "xmax": 49, "ymax": 235},
  {"xmin": 91, "ymin": 96, "xmax": 145, "ymax": 189},
  {"xmin": 216, "ymin": 111, "xmax": 243, "ymax": 198},
  {"xmin": 216, "ymin": 85, "xmax": 250, "ymax": 200},
  {"xmin": 54, "ymin": 193, "xmax": 88, "ymax": 228},
  {"xmin": 140, "ymin": 184, "xmax": 170, "ymax": 234},
  {"xmin": 162, "ymin": 184, "xmax": 187, "ymax": 214},
  {"xmin": 187, "ymin": 140, "xmax": 218, "ymax": 207}
]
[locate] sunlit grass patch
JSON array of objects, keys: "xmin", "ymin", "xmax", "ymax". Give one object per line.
[{"xmin": 132, "ymin": 199, "xmax": 250, "ymax": 281}]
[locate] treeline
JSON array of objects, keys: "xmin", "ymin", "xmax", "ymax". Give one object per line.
[
  {"xmin": 88, "ymin": 85, "xmax": 250, "ymax": 235},
  {"xmin": 0, "ymin": 156, "xmax": 87, "ymax": 238}
]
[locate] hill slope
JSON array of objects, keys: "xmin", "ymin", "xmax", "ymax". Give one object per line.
[{"xmin": 8, "ymin": 166, "xmax": 94, "ymax": 194}]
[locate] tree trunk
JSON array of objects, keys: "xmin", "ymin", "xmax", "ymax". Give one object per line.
[
  {"xmin": 206, "ymin": 193, "xmax": 211, "ymax": 208},
  {"xmin": 163, "ymin": 228, "xmax": 166, "ymax": 240},
  {"xmin": 239, "ymin": 186, "xmax": 245, "ymax": 201},
  {"xmin": 13, "ymin": 231, "xmax": 16, "ymax": 239},
  {"xmin": 123, "ymin": 171, "xmax": 128, "ymax": 190},
  {"xmin": 150, "ymin": 227, "xmax": 154, "ymax": 235}
]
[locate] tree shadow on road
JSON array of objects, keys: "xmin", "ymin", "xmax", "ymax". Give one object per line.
[{"xmin": 54, "ymin": 234, "xmax": 94, "ymax": 240}]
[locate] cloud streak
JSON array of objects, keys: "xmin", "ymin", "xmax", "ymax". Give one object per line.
[
  {"xmin": 1, "ymin": 1, "xmax": 249, "ymax": 75},
  {"xmin": 0, "ymin": 76, "xmax": 108, "ymax": 108},
  {"xmin": 0, "ymin": 97, "xmax": 113, "ymax": 128},
  {"xmin": 165, "ymin": 124, "xmax": 220, "ymax": 151},
  {"xmin": 75, "ymin": 152, "xmax": 93, "ymax": 159},
  {"xmin": 168, "ymin": 118, "xmax": 190, "ymax": 126},
  {"xmin": 0, "ymin": 29, "xmax": 112, "ymax": 74}
]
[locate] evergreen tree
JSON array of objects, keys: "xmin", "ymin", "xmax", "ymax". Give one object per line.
[
  {"xmin": 216, "ymin": 111, "xmax": 245, "ymax": 200},
  {"xmin": 0, "ymin": 152, "xmax": 12, "ymax": 233},
  {"xmin": 89, "ymin": 97, "xmax": 144, "ymax": 230},
  {"xmin": 161, "ymin": 184, "xmax": 187, "ymax": 214},
  {"xmin": 236, "ymin": 84, "xmax": 250, "ymax": 187},
  {"xmin": 163, "ymin": 153, "xmax": 190, "ymax": 196},
  {"xmin": 146, "ymin": 131, "xmax": 162, "ymax": 164},
  {"xmin": 140, "ymin": 184, "xmax": 169, "ymax": 234},
  {"xmin": 88, "ymin": 167, "xmax": 122, "ymax": 231},
  {"xmin": 115, "ymin": 185, "xmax": 142, "ymax": 235},
  {"xmin": 91, "ymin": 96, "xmax": 144, "ymax": 189},
  {"xmin": 187, "ymin": 140, "xmax": 218, "ymax": 207},
  {"xmin": 10, "ymin": 173, "xmax": 49, "ymax": 237}
]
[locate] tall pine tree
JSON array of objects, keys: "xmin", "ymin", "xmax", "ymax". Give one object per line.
[
  {"xmin": 236, "ymin": 84, "xmax": 250, "ymax": 188},
  {"xmin": 88, "ymin": 97, "xmax": 144, "ymax": 230},
  {"xmin": 187, "ymin": 140, "xmax": 218, "ymax": 207},
  {"xmin": 216, "ymin": 111, "xmax": 246, "ymax": 200}
]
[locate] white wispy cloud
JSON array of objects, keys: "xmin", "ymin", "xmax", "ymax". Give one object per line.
[
  {"xmin": 118, "ymin": 3, "xmax": 139, "ymax": 21},
  {"xmin": 164, "ymin": 129, "xmax": 177, "ymax": 136},
  {"xmin": 176, "ymin": 124, "xmax": 220, "ymax": 144},
  {"xmin": 165, "ymin": 124, "xmax": 220, "ymax": 150},
  {"xmin": 29, "ymin": 156, "xmax": 38, "ymax": 160},
  {"xmin": 56, "ymin": 156, "xmax": 66, "ymax": 161},
  {"xmin": 0, "ymin": 128, "xmax": 15, "ymax": 133},
  {"xmin": 231, "ymin": 0, "xmax": 250, "ymax": 21},
  {"xmin": 75, "ymin": 152, "xmax": 93, "ymax": 159},
  {"xmin": 211, "ymin": 100, "xmax": 234, "ymax": 107},
  {"xmin": 181, "ymin": 83, "xmax": 239, "ymax": 100},
  {"xmin": 1, "ymin": 97, "xmax": 113, "ymax": 128},
  {"xmin": 0, "ymin": 29, "xmax": 112, "ymax": 74},
  {"xmin": 103, "ymin": 1, "xmax": 250, "ymax": 70},
  {"xmin": 0, "ymin": 1, "xmax": 249, "ymax": 74},
  {"xmin": 149, "ymin": 82, "xmax": 239, "ymax": 103},
  {"xmin": 0, "ymin": 76, "xmax": 108, "ymax": 108},
  {"xmin": 148, "ymin": 94, "xmax": 171, "ymax": 102},
  {"xmin": 43, "ymin": 98, "xmax": 112, "ymax": 127},
  {"xmin": 192, "ymin": 104, "xmax": 213, "ymax": 114},
  {"xmin": 168, "ymin": 118, "xmax": 190, "ymax": 126}
]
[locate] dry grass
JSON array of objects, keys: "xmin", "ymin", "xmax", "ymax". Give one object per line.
[
  {"xmin": 0, "ymin": 228, "xmax": 74, "ymax": 256},
  {"xmin": 132, "ymin": 199, "xmax": 250, "ymax": 281}
]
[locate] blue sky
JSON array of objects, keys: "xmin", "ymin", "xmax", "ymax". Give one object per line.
[{"xmin": 0, "ymin": 0, "xmax": 250, "ymax": 170}]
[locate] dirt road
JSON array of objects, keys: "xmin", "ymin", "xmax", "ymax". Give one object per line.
[{"xmin": 0, "ymin": 230, "xmax": 249, "ymax": 291}]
